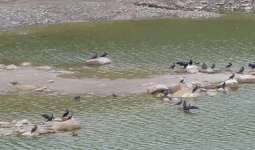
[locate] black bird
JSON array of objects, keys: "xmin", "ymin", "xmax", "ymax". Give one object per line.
[
  {"xmin": 62, "ymin": 109, "xmax": 70, "ymax": 118},
  {"xmin": 225, "ymin": 62, "xmax": 232, "ymax": 68},
  {"xmin": 169, "ymin": 63, "xmax": 175, "ymax": 69},
  {"xmin": 179, "ymin": 79, "xmax": 185, "ymax": 83},
  {"xmin": 217, "ymin": 82, "xmax": 226, "ymax": 89},
  {"xmin": 182, "ymin": 100, "xmax": 199, "ymax": 113},
  {"xmin": 176, "ymin": 61, "xmax": 189, "ymax": 68},
  {"xmin": 41, "ymin": 113, "xmax": 54, "ymax": 121},
  {"xmin": 211, "ymin": 64, "xmax": 216, "ymax": 69},
  {"xmin": 90, "ymin": 53, "xmax": 98, "ymax": 59},
  {"xmin": 112, "ymin": 93, "xmax": 118, "ymax": 97},
  {"xmin": 162, "ymin": 89, "xmax": 169, "ymax": 96},
  {"xmin": 72, "ymin": 131, "xmax": 78, "ymax": 137},
  {"xmin": 228, "ymin": 73, "xmax": 235, "ymax": 80},
  {"xmin": 31, "ymin": 125, "xmax": 37, "ymax": 133},
  {"xmin": 192, "ymin": 85, "xmax": 199, "ymax": 93},
  {"xmin": 248, "ymin": 63, "xmax": 255, "ymax": 69},
  {"xmin": 100, "ymin": 52, "xmax": 108, "ymax": 57},
  {"xmin": 201, "ymin": 63, "xmax": 208, "ymax": 70},
  {"xmin": 236, "ymin": 66, "xmax": 245, "ymax": 74},
  {"xmin": 73, "ymin": 96, "xmax": 81, "ymax": 101},
  {"xmin": 189, "ymin": 59, "xmax": 193, "ymax": 65},
  {"xmin": 66, "ymin": 115, "xmax": 73, "ymax": 120}
]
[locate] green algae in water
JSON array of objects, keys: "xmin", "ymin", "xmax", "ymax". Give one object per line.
[{"xmin": 0, "ymin": 15, "xmax": 255, "ymax": 79}]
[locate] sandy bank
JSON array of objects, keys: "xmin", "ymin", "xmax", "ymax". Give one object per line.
[{"xmin": 0, "ymin": 66, "xmax": 232, "ymax": 96}]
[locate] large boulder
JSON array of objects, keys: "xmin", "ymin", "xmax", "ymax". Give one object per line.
[
  {"xmin": 86, "ymin": 57, "xmax": 111, "ymax": 66},
  {"xmin": 225, "ymin": 79, "xmax": 239, "ymax": 89},
  {"xmin": 6, "ymin": 64, "xmax": 18, "ymax": 70},
  {"xmin": 236, "ymin": 75, "xmax": 255, "ymax": 84},
  {"xmin": 147, "ymin": 84, "xmax": 168, "ymax": 94},
  {"xmin": 50, "ymin": 119, "xmax": 81, "ymax": 131}
]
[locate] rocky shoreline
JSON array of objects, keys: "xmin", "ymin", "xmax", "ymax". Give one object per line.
[{"xmin": 0, "ymin": 0, "xmax": 254, "ymax": 30}]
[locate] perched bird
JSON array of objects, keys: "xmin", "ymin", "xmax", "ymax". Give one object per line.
[
  {"xmin": 169, "ymin": 63, "xmax": 175, "ymax": 69},
  {"xmin": 176, "ymin": 61, "xmax": 189, "ymax": 68},
  {"xmin": 90, "ymin": 53, "xmax": 98, "ymax": 59},
  {"xmin": 112, "ymin": 93, "xmax": 118, "ymax": 97},
  {"xmin": 182, "ymin": 100, "xmax": 199, "ymax": 113},
  {"xmin": 31, "ymin": 125, "xmax": 37, "ymax": 133},
  {"xmin": 236, "ymin": 66, "xmax": 245, "ymax": 74},
  {"xmin": 189, "ymin": 59, "xmax": 193, "ymax": 65},
  {"xmin": 201, "ymin": 63, "xmax": 208, "ymax": 70},
  {"xmin": 66, "ymin": 115, "xmax": 73, "ymax": 120},
  {"xmin": 73, "ymin": 96, "xmax": 81, "ymax": 101},
  {"xmin": 217, "ymin": 82, "xmax": 226, "ymax": 89},
  {"xmin": 192, "ymin": 85, "xmax": 199, "ymax": 93},
  {"xmin": 10, "ymin": 81, "xmax": 18, "ymax": 85},
  {"xmin": 41, "ymin": 113, "xmax": 54, "ymax": 121},
  {"xmin": 100, "ymin": 52, "xmax": 108, "ymax": 57},
  {"xmin": 62, "ymin": 109, "xmax": 70, "ymax": 118},
  {"xmin": 248, "ymin": 63, "xmax": 255, "ymax": 69},
  {"xmin": 228, "ymin": 73, "xmax": 235, "ymax": 80},
  {"xmin": 225, "ymin": 62, "xmax": 232, "ymax": 68},
  {"xmin": 211, "ymin": 64, "xmax": 216, "ymax": 69},
  {"xmin": 179, "ymin": 78, "xmax": 185, "ymax": 83}
]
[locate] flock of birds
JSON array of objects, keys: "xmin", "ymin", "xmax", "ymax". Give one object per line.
[{"xmin": 165, "ymin": 59, "xmax": 255, "ymax": 113}]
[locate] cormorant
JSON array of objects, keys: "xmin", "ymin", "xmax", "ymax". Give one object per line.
[
  {"xmin": 225, "ymin": 62, "xmax": 232, "ymax": 68},
  {"xmin": 228, "ymin": 73, "xmax": 235, "ymax": 80},
  {"xmin": 180, "ymin": 79, "xmax": 185, "ymax": 83},
  {"xmin": 248, "ymin": 63, "xmax": 255, "ymax": 69},
  {"xmin": 74, "ymin": 96, "xmax": 81, "ymax": 101},
  {"xmin": 62, "ymin": 109, "xmax": 70, "ymax": 118},
  {"xmin": 211, "ymin": 64, "xmax": 216, "ymax": 69},
  {"xmin": 192, "ymin": 85, "xmax": 199, "ymax": 93},
  {"xmin": 100, "ymin": 52, "xmax": 108, "ymax": 57},
  {"xmin": 217, "ymin": 82, "xmax": 226, "ymax": 89},
  {"xmin": 41, "ymin": 113, "xmax": 54, "ymax": 121},
  {"xmin": 189, "ymin": 59, "xmax": 193, "ymax": 65},
  {"xmin": 31, "ymin": 125, "xmax": 37, "ymax": 133},
  {"xmin": 236, "ymin": 66, "xmax": 245, "ymax": 74},
  {"xmin": 175, "ymin": 99, "xmax": 183, "ymax": 105}
]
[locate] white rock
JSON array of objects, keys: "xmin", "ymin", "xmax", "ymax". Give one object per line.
[
  {"xmin": 85, "ymin": 57, "xmax": 111, "ymax": 66},
  {"xmin": 36, "ymin": 66, "xmax": 51, "ymax": 70},
  {"xmin": 20, "ymin": 62, "xmax": 32, "ymax": 67},
  {"xmin": 225, "ymin": 79, "xmax": 239, "ymax": 88},
  {"xmin": 50, "ymin": 119, "xmax": 81, "ymax": 131},
  {"xmin": 237, "ymin": 75, "xmax": 255, "ymax": 83},
  {"xmin": 6, "ymin": 64, "xmax": 18, "ymax": 70},
  {"xmin": 0, "ymin": 64, "xmax": 6, "ymax": 69},
  {"xmin": 147, "ymin": 84, "xmax": 168, "ymax": 94},
  {"xmin": 186, "ymin": 65, "xmax": 199, "ymax": 74}
]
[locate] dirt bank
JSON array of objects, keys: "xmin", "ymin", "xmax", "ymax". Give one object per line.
[{"xmin": 0, "ymin": 66, "xmax": 232, "ymax": 96}]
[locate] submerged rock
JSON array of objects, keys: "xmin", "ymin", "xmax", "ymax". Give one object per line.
[
  {"xmin": 20, "ymin": 62, "xmax": 32, "ymax": 67},
  {"xmin": 186, "ymin": 65, "xmax": 199, "ymax": 74},
  {"xmin": 85, "ymin": 57, "xmax": 111, "ymax": 66}
]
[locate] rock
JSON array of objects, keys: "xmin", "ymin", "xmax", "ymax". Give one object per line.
[
  {"xmin": 15, "ymin": 84, "xmax": 36, "ymax": 91},
  {"xmin": 225, "ymin": 79, "xmax": 239, "ymax": 90},
  {"xmin": 48, "ymin": 80, "xmax": 54, "ymax": 83},
  {"xmin": 199, "ymin": 68, "xmax": 219, "ymax": 74},
  {"xmin": 54, "ymin": 70, "xmax": 74, "ymax": 74},
  {"xmin": 20, "ymin": 62, "xmax": 32, "ymax": 67},
  {"xmin": 6, "ymin": 64, "xmax": 18, "ymax": 70},
  {"xmin": 34, "ymin": 86, "xmax": 48, "ymax": 92},
  {"xmin": 169, "ymin": 84, "xmax": 181, "ymax": 93},
  {"xmin": 50, "ymin": 119, "xmax": 81, "ymax": 131},
  {"xmin": 147, "ymin": 84, "xmax": 168, "ymax": 94},
  {"xmin": 186, "ymin": 65, "xmax": 199, "ymax": 74},
  {"xmin": 0, "ymin": 64, "xmax": 6, "ymax": 69},
  {"xmin": 36, "ymin": 66, "xmax": 52, "ymax": 70},
  {"xmin": 15, "ymin": 119, "xmax": 30, "ymax": 127},
  {"xmin": 236, "ymin": 75, "xmax": 255, "ymax": 84},
  {"xmin": 85, "ymin": 57, "xmax": 111, "ymax": 66}
]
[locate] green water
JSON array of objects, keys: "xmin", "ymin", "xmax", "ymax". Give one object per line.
[{"xmin": 1, "ymin": 15, "xmax": 255, "ymax": 149}]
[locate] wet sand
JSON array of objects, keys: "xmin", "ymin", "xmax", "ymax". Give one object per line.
[{"xmin": 0, "ymin": 67, "xmax": 231, "ymax": 96}]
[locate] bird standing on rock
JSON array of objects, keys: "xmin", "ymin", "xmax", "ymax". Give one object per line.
[
  {"xmin": 228, "ymin": 73, "xmax": 235, "ymax": 80},
  {"xmin": 41, "ymin": 113, "xmax": 54, "ymax": 122},
  {"xmin": 62, "ymin": 109, "xmax": 70, "ymax": 118},
  {"xmin": 100, "ymin": 52, "xmax": 108, "ymax": 57},
  {"xmin": 192, "ymin": 85, "xmax": 199, "ymax": 93},
  {"xmin": 211, "ymin": 64, "xmax": 216, "ymax": 69},
  {"xmin": 248, "ymin": 63, "xmax": 255, "ymax": 69},
  {"xmin": 236, "ymin": 66, "xmax": 245, "ymax": 74},
  {"xmin": 225, "ymin": 62, "xmax": 232, "ymax": 68},
  {"xmin": 31, "ymin": 125, "xmax": 37, "ymax": 133}
]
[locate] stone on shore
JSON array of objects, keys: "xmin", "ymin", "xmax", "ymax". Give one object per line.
[
  {"xmin": 237, "ymin": 75, "xmax": 255, "ymax": 83},
  {"xmin": 6, "ymin": 64, "xmax": 18, "ymax": 70},
  {"xmin": 36, "ymin": 66, "xmax": 52, "ymax": 70},
  {"xmin": 186, "ymin": 65, "xmax": 199, "ymax": 74},
  {"xmin": 20, "ymin": 62, "xmax": 32, "ymax": 67},
  {"xmin": 49, "ymin": 119, "xmax": 81, "ymax": 131},
  {"xmin": 85, "ymin": 57, "xmax": 111, "ymax": 66},
  {"xmin": 14, "ymin": 84, "xmax": 36, "ymax": 91},
  {"xmin": 147, "ymin": 84, "xmax": 168, "ymax": 94}
]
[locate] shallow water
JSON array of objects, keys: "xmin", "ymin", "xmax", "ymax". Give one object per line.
[{"xmin": 1, "ymin": 15, "xmax": 255, "ymax": 149}]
